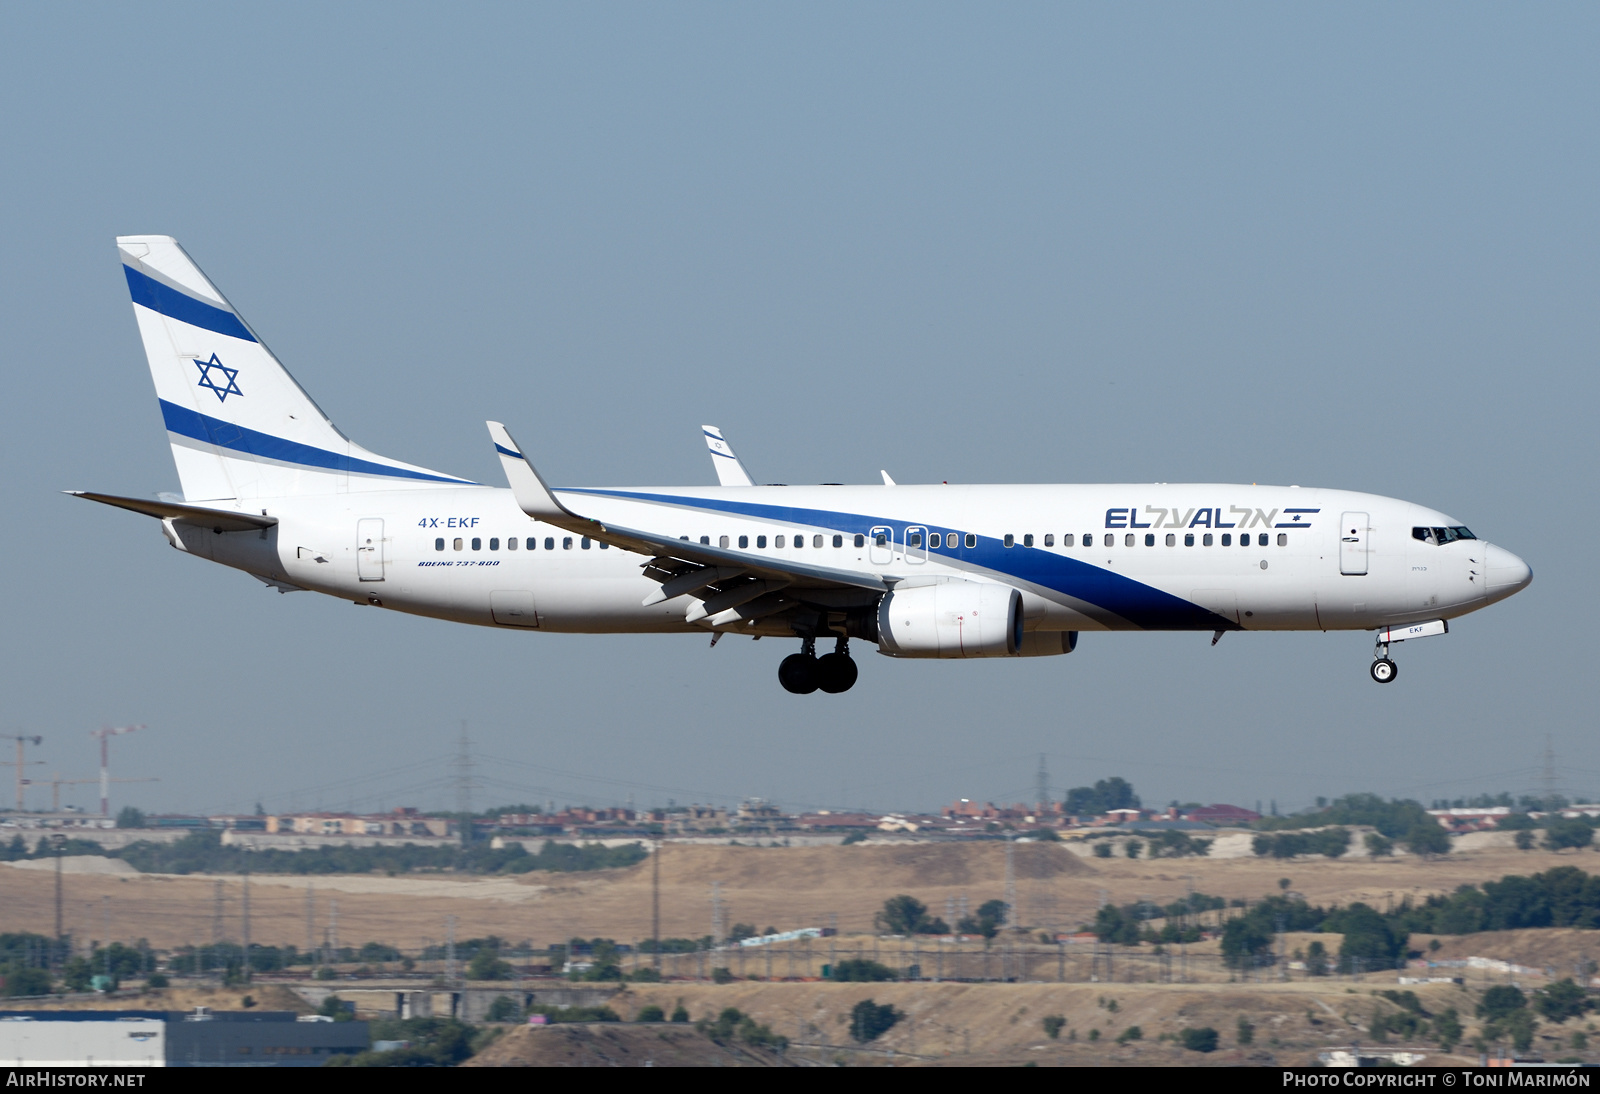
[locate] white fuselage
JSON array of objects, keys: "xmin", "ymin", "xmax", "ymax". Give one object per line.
[{"xmin": 163, "ymin": 482, "xmax": 1529, "ymax": 637}]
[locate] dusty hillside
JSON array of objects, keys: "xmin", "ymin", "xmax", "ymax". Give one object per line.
[
  {"xmin": 3, "ymin": 840, "xmax": 1598, "ymax": 950},
  {"xmin": 465, "ymin": 1024, "xmax": 787, "ymax": 1067}
]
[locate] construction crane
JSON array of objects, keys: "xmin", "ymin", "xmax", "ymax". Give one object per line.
[
  {"xmin": 89, "ymin": 726, "xmax": 145, "ymax": 817},
  {"xmin": 0, "ymin": 736, "xmax": 44, "ymax": 811}
]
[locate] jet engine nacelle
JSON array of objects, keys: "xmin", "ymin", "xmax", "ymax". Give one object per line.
[{"xmin": 876, "ymin": 580, "xmax": 1024, "ymax": 658}]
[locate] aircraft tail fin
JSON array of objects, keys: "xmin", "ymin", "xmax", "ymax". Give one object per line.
[
  {"xmin": 116, "ymin": 236, "xmax": 472, "ymax": 501},
  {"xmin": 702, "ymin": 425, "xmax": 754, "ymax": 487}
]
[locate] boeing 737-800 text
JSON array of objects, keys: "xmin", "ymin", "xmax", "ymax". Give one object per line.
[{"xmin": 75, "ymin": 237, "xmax": 1532, "ymax": 693}]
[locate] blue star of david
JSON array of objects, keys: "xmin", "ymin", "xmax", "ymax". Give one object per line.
[{"xmin": 194, "ymin": 353, "xmax": 242, "ymax": 402}]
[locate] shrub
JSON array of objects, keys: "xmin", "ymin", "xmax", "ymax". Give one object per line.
[
  {"xmin": 671, "ymin": 1002, "xmax": 690, "ymax": 1023},
  {"xmin": 1236, "ymin": 1016, "xmax": 1255, "ymax": 1045},
  {"xmin": 848, "ymin": 999, "xmax": 900, "ymax": 1043},
  {"xmin": 830, "ymin": 959, "xmax": 896, "ymax": 982},
  {"xmin": 1478, "ymin": 985, "xmax": 1527, "ymax": 1021},
  {"xmin": 1041, "ymin": 1015, "xmax": 1065, "ymax": 1039},
  {"xmin": 635, "ymin": 1004, "xmax": 665, "ymax": 1023},
  {"xmin": 1181, "ymin": 1027, "xmax": 1219, "ymax": 1053},
  {"xmin": 1115, "ymin": 1025, "xmax": 1142, "ymax": 1044},
  {"xmin": 484, "ymin": 995, "xmax": 519, "ymax": 1022}
]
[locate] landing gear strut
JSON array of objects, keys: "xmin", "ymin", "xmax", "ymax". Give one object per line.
[
  {"xmin": 1370, "ymin": 638, "xmax": 1398, "ymax": 684},
  {"xmin": 778, "ymin": 635, "xmax": 858, "ymax": 694}
]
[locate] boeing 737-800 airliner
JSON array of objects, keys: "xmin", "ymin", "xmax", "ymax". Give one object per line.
[{"xmin": 75, "ymin": 236, "xmax": 1532, "ymax": 694}]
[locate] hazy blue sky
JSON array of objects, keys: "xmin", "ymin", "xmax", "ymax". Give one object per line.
[{"xmin": 1, "ymin": 4, "xmax": 1593, "ymax": 819}]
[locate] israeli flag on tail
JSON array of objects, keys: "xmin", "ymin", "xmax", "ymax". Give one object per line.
[
  {"xmin": 117, "ymin": 236, "xmax": 472, "ymax": 502},
  {"xmin": 701, "ymin": 424, "xmax": 754, "ymax": 487}
]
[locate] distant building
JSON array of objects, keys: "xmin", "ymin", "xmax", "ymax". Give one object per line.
[
  {"xmin": 1427, "ymin": 806, "xmax": 1512, "ymax": 832},
  {"xmin": 0, "ymin": 1009, "xmax": 368, "ymax": 1067},
  {"xmin": 1184, "ymin": 804, "xmax": 1262, "ymax": 826},
  {"xmin": 267, "ymin": 809, "xmax": 452, "ymax": 838}
]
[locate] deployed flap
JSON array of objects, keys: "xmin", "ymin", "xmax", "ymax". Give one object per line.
[
  {"xmin": 487, "ymin": 421, "xmax": 887, "ymax": 594},
  {"xmin": 67, "ymin": 490, "xmax": 277, "ymax": 532},
  {"xmin": 702, "ymin": 425, "xmax": 754, "ymax": 487}
]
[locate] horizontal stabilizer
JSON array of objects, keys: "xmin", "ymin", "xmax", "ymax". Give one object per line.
[{"xmin": 67, "ymin": 490, "xmax": 277, "ymax": 532}]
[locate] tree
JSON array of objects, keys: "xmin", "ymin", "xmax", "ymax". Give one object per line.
[
  {"xmin": 1062, "ymin": 777, "xmax": 1139, "ymax": 817},
  {"xmin": 1220, "ymin": 916, "xmax": 1273, "ymax": 968},
  {"xmin": 1404, "ymin": 823, "xmax": 1451, "ymax": 857},
  {"xmin": 1478, "ymin": 985, "xmax": 1527, "ymax": 1021},
  {"xmin": 670, "ymin": 1001, "xmax": 690, "ymax": 1023},
  {"xmin": 1365, "ymin": 833, "xmax": 1394, "ymax": 857},
  {"xmin": 1236, "ymin": 1016, "xmax": 1255, "ymax": 1045},
  {"xmin": 1434, "ymin": 1008, "xmax": 1463, "ymax": 1051},
  {"xmin": 849, "ymin": 999, "xmax": 900, "ymax": 1043},
  {"xmin": 636, "ymin": 1004, "xmax": 665, "ymax": 1022},
  {"xmin": 0, "ymin": 966, "xmax": 52, "ymax": 997},
  {"xmin": 1181, "ymin": 1027, "xmax": 1219, "ymax": 1053},
  {"xmin": 1536, "ymin": 979, "xmax": 1590, "ymax": 1023},
  {"xmin": 485, "ymin": 995, "xmax": 519, "ymax": 1022},
  {"xmin": 317, "ymin": 994, "xmax": 356, "ymax": 1021},
  {"xmin": 468, "ymin": 948, "xmax": 514, "ymax": 981},
  {"xmin": 1124, "ymin": 839, "xmax": 1143, "ymax": 859},
  {"xmin": 956, "ymin": 899, "xmax": 1008, "ymax": 939},
  {"xmin": 1544, "ymin": 818, "xmax": 1595, "ymax": 852},
  {"xmin": 1041, "ymin": 1015, "xmax": 1065, "ymax": 1039},
  {"xmin": 875, "ymin": 895, "xmax": 949, "ymax": 935},
  {"xmin": 1325, "ymin": 902, "xmax": 1406, "ymax": 971},
  {"xmin": 115, "ymin": 807, "xmax": 146, "ymax": 829},
  {"xmin": 1515, "ymin": 829, "xmax": 1536, "ymax": 851}
]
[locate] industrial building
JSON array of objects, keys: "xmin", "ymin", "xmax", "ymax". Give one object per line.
[{"xmin": 0, "ymin": 1009, "xmax": 369, "ymax": 1067}]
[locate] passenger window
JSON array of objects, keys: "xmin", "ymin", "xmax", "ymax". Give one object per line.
[
  {"xmin": 757, "ymin": 535, "xmax": 767, "ymax": 548},
  {"xmin": 964, "ymin": 533, "xmax": 976, "ymax": 548},
  {"xmin": 1044, "ymin": 534, "xmax": 1055, "ymax": 547},
  {"xmin": 1277, "ymin": 533, "xmax": 1287, "ymax": 547},
  {"xmin": 908, "ymin": 532, "xmax": 922, "ymax": 548},
  {"xmin": 738, "ymin": 535, "xmax": 748, "ymax": 549},
  {"xmin": 454, "ymin": 538, "xmax": 463, "ymax": 551},
  {"xmin": 700, "ymin": 536, "xmax": 710, "ymax": 545},
  {"xmin": 563, "ymin": 537, "xmax": 573, "ymax": 550},
  {"xmin": 599, "ymin": 542, "xmax": 608, "ymax": 549},
  {"xmin": 1221, "ymin": 533, "xmax": 1231, "ymax": 546},
  {"xmin": 872, "ymin": 533, "xmax": 886, "ymax": 548},
  {"xmin": 471, "ymin": 537, "xmax": 481, "ymax": 551},
  {"xmin": 1124, "ymin": 534, "xmax": 1135, "ymax": 547},
  {"xmin": 507, "ymin": 537, "xmax": 518, "ymax": 551},
  {"xmin": 435, "ymin": 538, "xmax": 444, "ymax": 551},
  {"xmin": 581, "ymin": 537, "xmax": 591, "ymax": 549},
  {"xmin": 489, "ymin": 538, "xmax": 499, "ymax": 551},
  {"xmin": 945, "ymin": 533, "xmax": 958, "ymax": 548},
  {"xmin": 1164, "ymin": 533, "xmax": 1175, "ymax": 547},
  {"xmin": 1023, "ymin": 534, "xmax": 1034, "ymax": 547},
  {"xmin": 1258, "ymin": 533, "xmax": 1269, "ymax": 547},
  {"xmin": 544, "ymin": 537, "xmax": 554, "ymax": 550},
  {"xmin": 1084, "ymin": 533, "xmax": 1094, "ymax": 548},
  {"xmin": 1004, "ymin": 534, "xmax": 1015, "ymax": 548},
  {"xmin": 794, "ymin": 534, "xmax": 804, "ymax": 549},
  {"xmin": 833, "ymin": 534, "xmax": 843, "ymax": 548},
  {"xmin": 813, "ymin": 535, "xmax": 823, "ymax": 548},
  {"xmin": 776, "ymin": 535, "xmax": 786, "ymax": 548},
  {"xmin": 719, "ymin": 536, "xmax": 729, "ymax": 548},
  {"xmin": 1203, "ymin": 533, "xmax": 1213, "ymax": 546},
  {"xmin": 854, "ymin": 534, "xmax": 865, "ymax": 548},
  {"xmin": 1145, "ymin": 534, "xmax": 1156, "ymax": 547},
  {"xmin": 1183, "ymin": 533, "xmax": 1194, "ymax": 547},
  {"xmin": 1105, "ymin": 534, "xmax": 1115, "ymax": 548}
]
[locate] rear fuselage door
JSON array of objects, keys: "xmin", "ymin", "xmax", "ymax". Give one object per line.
[
  {"xmin": 1339, "ymin": 512, "xmax": 1368, "ymax": 576},
  {"xmin": 357, "ymin": 518, "xmax": 385, "ymax": 581}
]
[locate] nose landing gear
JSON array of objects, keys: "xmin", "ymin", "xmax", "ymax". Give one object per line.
[
  {"xmin": 1370, "ymin": 636, "xmax": 1398, "ymax": 684},
  {"xmin": 778, "ymin": 635, "xmax": 858, "ymax": 694}
]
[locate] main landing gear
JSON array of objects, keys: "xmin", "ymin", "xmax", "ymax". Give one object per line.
[
  {"xmin": 1370, "ymin": 637, "xmax": 1398, "ymax": 684},
  {"xmin": 778, "ymin": 635, "xmax": 858, "ymax": 695}
]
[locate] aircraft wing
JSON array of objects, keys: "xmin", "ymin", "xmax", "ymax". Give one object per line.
[
  {"xmin": 702, "ymin": 425, "xmax": 755, "ymax": 487},
  {"xmin": 66, "ymin": 491, "xmax": 278, "ymax": 532},
  {"xmin": 488, "ymin": 422, "xmax": 886, "ymax": 622}
]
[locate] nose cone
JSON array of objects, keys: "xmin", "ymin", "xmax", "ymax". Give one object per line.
[{"xmin": 1484, "ymin": 543, "xmax": 1532, "ymax": 601}]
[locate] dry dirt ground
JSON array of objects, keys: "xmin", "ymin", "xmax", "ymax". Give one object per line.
[
  {"xmin": 4, "ymin": 840, "xmax": 1600, "ymax": 952},
  {"xmin": 464, "ymin": 1025, "xmax": 786, "ymax": 1067}
]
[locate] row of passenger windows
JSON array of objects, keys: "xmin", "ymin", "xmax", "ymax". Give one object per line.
[
  {"xmin": 435, "ymin": 536, "xmax": 610, "ymax": 552},
  {"xmin": 435, "ymin": 531, "xmax": 1291, "ymax": 552}
]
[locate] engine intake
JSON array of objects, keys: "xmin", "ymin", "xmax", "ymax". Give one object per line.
[{"xmin": 876, "ymin": 581, "xmax": 1023, "ymax": 658}]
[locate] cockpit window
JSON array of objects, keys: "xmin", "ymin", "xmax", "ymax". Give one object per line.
[{"xmin": 1413, "ymin": 526, "xmax": 1477, "ymax": 545}]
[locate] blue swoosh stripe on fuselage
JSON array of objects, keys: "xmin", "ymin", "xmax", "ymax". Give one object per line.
[
  {"xmin": 563, "ymin": 488, "xmax": 1232, "ymax": 630},
  {"xmin": 124, "ymin": 266, "xmax": 257, "ymax": 343},
  {"xmin": 160, "ymin": 400, "xmax": 475, "ymax": 484}
]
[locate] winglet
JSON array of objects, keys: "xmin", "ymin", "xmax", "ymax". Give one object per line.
[
  {"xmin": 881, "ymin": 470, "xmax": 896, "ymax": 487},
  {"xmin": 702, "ymin": 425, "xmax": 755, "ymax": 487},
  {"xmin": 487, "ymin": 421, "xmax": 584, "ymax": 525}
]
